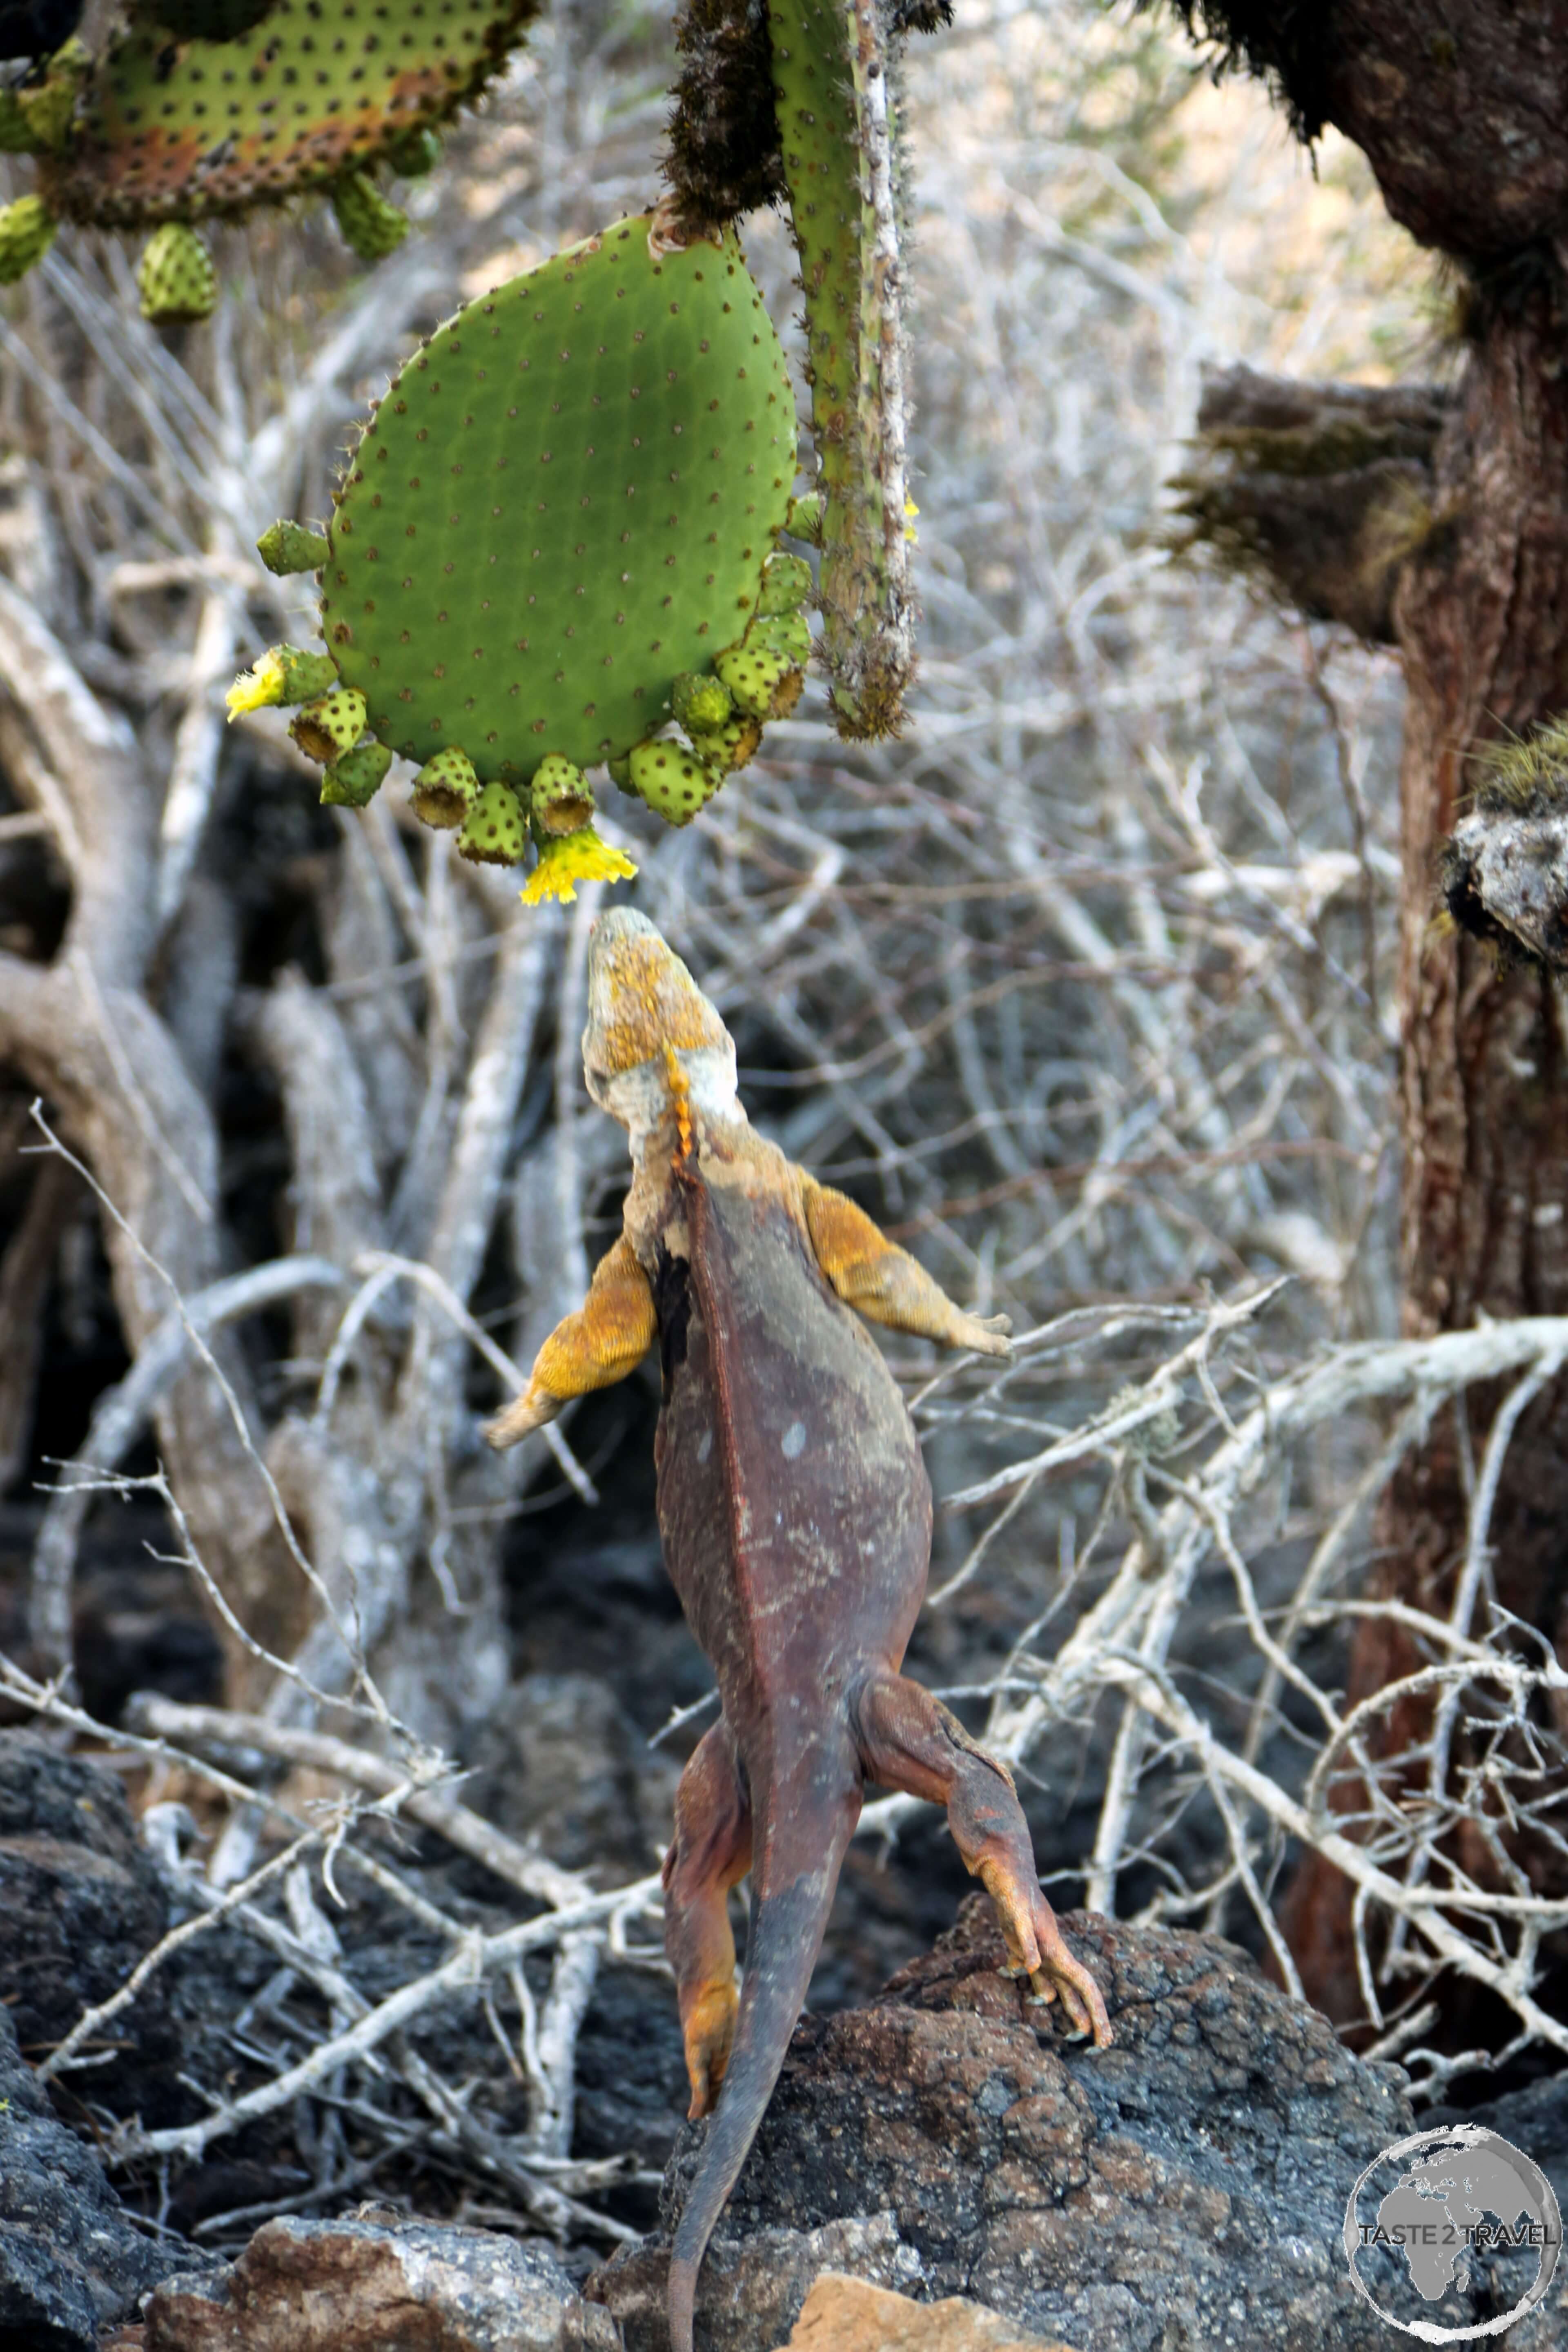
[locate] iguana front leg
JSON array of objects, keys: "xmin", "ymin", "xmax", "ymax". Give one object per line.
[
  {"xmin": 487, "ymin": 1233, "xmax": 657, "ymax": 1447},
  {"xmin": 799, "ymin": 1174, "xmax": 1012, "ymax": 1356}
]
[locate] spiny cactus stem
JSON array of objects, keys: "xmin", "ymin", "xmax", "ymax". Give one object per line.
[{"xmin": 769, "ymin": 0, "xmax": 915, "ymax": 740}]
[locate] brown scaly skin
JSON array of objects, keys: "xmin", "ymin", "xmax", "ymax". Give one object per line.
[{"xmin": 489, "ymin": 911, "xmax": 1112, "ymax": 2352}]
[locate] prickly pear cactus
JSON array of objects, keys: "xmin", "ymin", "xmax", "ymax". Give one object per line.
[
  {"xmin": 0, "ymin": 2, "xmax": 541, "ymax": 297},
  {"xmin": 232, "ymin": 213, "xmax": 810, "ymax": 902},
  {"xmin": 768, "ymin": 0, "xmax": 915, "ymax": 739}
]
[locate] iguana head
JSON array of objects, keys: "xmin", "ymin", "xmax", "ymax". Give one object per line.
[{"xmin": 583, "ymin": 910, "xmax": 742, "ymax": 1148}]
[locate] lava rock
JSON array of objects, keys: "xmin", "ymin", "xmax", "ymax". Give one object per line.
[
  {"xmin": 0, "ymin": 1993, "xmax": 184, "ymax": 2349},
  {"xmin": 588, "ymin": 1898, "xmax": 1425, "ymax": 2352},
  {"xmin": 144, "ymin": 2214, "xmax": 620, "ymax": 2350},
  {"xmin": 0, "ymin": 1729, "xmax": 183, "ymax": 2118}
]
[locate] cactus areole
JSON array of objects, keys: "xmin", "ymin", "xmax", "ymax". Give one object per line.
[
  {"xmin": 38, "ymin": 0, "xmax": 542, "ymax": 227},
  {"xmin": 321, "ymin": 213, "xmax": 797, "ymax": 789}
]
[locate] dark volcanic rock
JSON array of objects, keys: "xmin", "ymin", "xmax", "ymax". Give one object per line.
[
  {"xmin": 0, "ymin": 1729, "xmax": 181, "ymax": 2118},
  {"xmin": 144, "ymin": 2214, "xmax": 621, "ymax": 2350},
  {"xmin": 0, "ymin": 1993, "xmax": 184, "ymax": 2349},
  {"xmin": 588, "ymin": 1898, "xmax": 1426, "ymax": 2352}
]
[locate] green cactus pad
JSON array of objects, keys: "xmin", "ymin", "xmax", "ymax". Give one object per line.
[
  {"xmin": 672, "ymin": 670, "xmax": 735, "ymax": 733},
  {"xmin": 38, "ymin": 0, "xmax": 545, "ymax": 230},
  {"xmin": 0, "ymin": 197, "xmax": 56, "ymax": 284},
  {"xmin": 321, "ymin": 740, "xmax": 392, "ymax": 808},
  {"xmin": 627, "ymin": 739, "xmax": 721, "ymax": 826},
  {"xmin": 757, "ymin": 552, "xmax": 812, "ymax": 615},
  {"xmin": 319, "ymin": 213, "xmax": 796, "ymax": 788},
  {"xmin": 411, "ymin": 746, "xmax": 480, "ymax": 829},
  {"xmin": 136, "ymin": 222, "xmax": 216, "ymax": 323},
  {"xmin": 257, "ymin": 522, "xmax": 329, "ymax": 578},
  {"xmin": 131, "ymin": 0, "xmax": 274, "ymax": 39},
  {"xmin": 331, "ymin": 172, "xmax": 410, "ymax": 264},
  {"xmin": 784, "ymin": 491, "xmax": 824, "ymax": 544},
  {"xmin": 291, "ymin": 687, "xmax": 368, "ymax": 764},
  {"xmin": 530, "ymin": 753, "xmax": 595, "ymax": 837},
  {"xmin": 459, "ymin": 779, "xmax": 528, "ymax": 866}
]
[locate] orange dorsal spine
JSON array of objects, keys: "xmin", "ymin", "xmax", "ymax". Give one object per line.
[{"xmin": 666, "ymin": 1041, "xmax": 694, "ymax": 1162}]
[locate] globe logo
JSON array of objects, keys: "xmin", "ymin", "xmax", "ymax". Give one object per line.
[{"xmin": 1343, "ymin": 2122, "xmax": 1562, "ymax": 2342}]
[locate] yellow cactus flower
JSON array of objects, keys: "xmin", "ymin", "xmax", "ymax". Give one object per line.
[
  {"xmin": 903, "ymin": 497, "xmax": 920, "ymax": 545},
  {"xmin": 225, "ymin": 649, "xmax": 289, "ymax": 717},
  {"xmin": 519, "ymin": 823, "xmax": 637, "ymax": 906}
]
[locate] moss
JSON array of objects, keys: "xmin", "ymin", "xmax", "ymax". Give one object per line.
[
  {"xmin": 1464, "ymin": 719, "xmax": 1568, "ymax": 819},
  {"xmin": 666, "ymin": 0, "xmax": 782, "ymax": 228},
  {"xmin": 1139, "ymin": 2, "xmax": 1337, "ymax": 147}
]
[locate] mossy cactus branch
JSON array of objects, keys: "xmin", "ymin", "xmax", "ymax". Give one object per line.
[
  {"xmin": 769, "ymin": 0, "xmax": 916, "ymax": 739},
  {"xmin": 667, "ymin": 0, "xmax": 783, "ymax": 230},
  {"xmin": 1170, "ymin": 361, "xmax": 1451, "ymax": 645}
]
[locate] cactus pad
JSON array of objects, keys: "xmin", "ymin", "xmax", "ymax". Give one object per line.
[
  {"xmin": 36, "ymin": 0, "xmax": 543, "ymax": 230},
  {"xmin": 321, "ymin": 213, "xmax": 796, "ymax": 786}
]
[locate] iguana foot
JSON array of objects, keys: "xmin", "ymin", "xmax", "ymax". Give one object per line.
[
  {"xmin": 852, "ymin": 1671, "xmax": 1113, "ymax": 2050},
  {"xmin": 663, "ymin": 1717, "xmax": 754, "ymax": 2119},
  {"xmin": 680, "ymin": 1976, "xmax": 739, "ymax": 2120}
]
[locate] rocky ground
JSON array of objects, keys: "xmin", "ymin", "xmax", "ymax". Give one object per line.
[{"xmin": 4, "ymin": 1735, "xmax": 1565, "ymax": 2352}]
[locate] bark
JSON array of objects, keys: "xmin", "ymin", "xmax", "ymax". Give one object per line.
[{"xmin": 1281, "ymin": 282, "xmax": 1568, "ymax": 2022}]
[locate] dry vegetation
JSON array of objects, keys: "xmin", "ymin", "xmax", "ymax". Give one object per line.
[{"xmin": 1, "ymin": 0, "xmax": 1563, "ymax": 2251}]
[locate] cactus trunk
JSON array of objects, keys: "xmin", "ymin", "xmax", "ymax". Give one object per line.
[{"xmin": 767, "ymin": 0, "xmax": 914, "ymax": 739}]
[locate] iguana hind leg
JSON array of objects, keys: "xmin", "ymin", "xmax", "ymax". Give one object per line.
[
  {"xmin": 664, "ymin": 1717, "xmax": 753, "ymax": 2118},
  {"xmin": 853, "ymin": 1673, "xmax": 1112, "ymax": 2048},
  {"xmin": 799, "ymin": 1175, "xmax": 1012, "ymax": 1356},
  {"xmin": 487, "ymin": 1233, "xmax": 657, "ymax": 1447}
]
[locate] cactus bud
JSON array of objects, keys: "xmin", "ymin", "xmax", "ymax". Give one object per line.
[
  {"xmin": 672, "ymin": 670, "xmax": 734, "ymax": 734},
  {"xmin": 0, "ymin": 197, "xmax": 56, "ymax": 285},
  {"xmin": 717, "ymin": 641, "xmax": 799, "ymax": 721},
  {"xmin": 256, "ymin": 521, "xmax": 330, "ymax": 577},
  {"xmin": 331, "ymin": 171, "xmax": 410, "ymax": 263},
  {"xmin": 321, "ymin": 741, "xmax": 392, "ymax": 808},
  {"xmin": 136, "ymin": 224, "xmax": 218, "ymax": 325}
]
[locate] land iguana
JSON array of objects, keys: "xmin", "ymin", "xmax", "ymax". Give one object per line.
[{"xmin": 490, "ymin": 909, "xmax": 1114, "ymax": 2352}]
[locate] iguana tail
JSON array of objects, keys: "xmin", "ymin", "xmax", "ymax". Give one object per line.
[{"xmin": 667, "ymin": 1758, "xmax": 858, "ymax": 2352}]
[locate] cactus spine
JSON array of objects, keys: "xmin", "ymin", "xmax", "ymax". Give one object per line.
[{"xmin": 767, "ymin": 0, "xmax": 914, "ymax": 738}]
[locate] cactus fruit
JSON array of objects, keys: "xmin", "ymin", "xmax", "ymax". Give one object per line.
[
  {"xmin": 135, "ymin": 221, "xmax": 216, "ymax": 323},
  {"xmin": 459, "ymin": 780, "xmax": 529, "ymax": 868},
  {"xmin": 321, "ymin": 740, "xmax": 392, "ymax": 809},
  {"xmin": 256, "ymin": 521, "xmax": 329, "ymax": 578},
  {"xmin": 757, "ymin": 551, "xmax": 812, "ymax": 616},
  {"xmin": 330, "ymin": 172, "xmax": 410, "ymax": 265},
  {"xmin": 290, "ymin": 688, "xmax": 368, "ymax": 765},
  {"xmin": 0, "ymin": 194, "xmax": 56, "ymax": 283},
  {"xmin": 530, "ymin": 753, "xmax": 596, "ymax": 839},
  {"xmin": 672, "ymin": 670, "xmax": 735, "ymax": 735},
  {"xmin": 626, "ymin": 739, "xmax": 722, "ymax": 826},
  {"xmin": 717, "ymin": 639, "xmax": 799, "ymax": 721},
  {"xmin": 317, "ymin": 212, "xmax": 796, "ymax": 802},
  {"xmin": 14, "ymin": 2, "xmax": 543, "ymax": 296},
  {"xmin": 747, "ymin": 608, "xmax": 812, "ymax": 667},
  {"xmin": 686, "ymin": 713, "xmax": 762, "ymax": 775},
  {"xmin": 411, "ymin": 747, "xmax": 481, "ymax": 830},
  {"xmin": 767, "ymin": 0, "xmax": 915, "ymax": 738},
  {"xmin": 225, "ymin": 644, "xmax": 337, "ymax": 716},
  {"xmin": 384, "ymin": 127, "xmax": 444, "ymax": 180}
]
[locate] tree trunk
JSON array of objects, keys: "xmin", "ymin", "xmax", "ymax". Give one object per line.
[{"xmin": 1282, "ymin": 283, "xmax": 1568, "ymax": 2023}]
